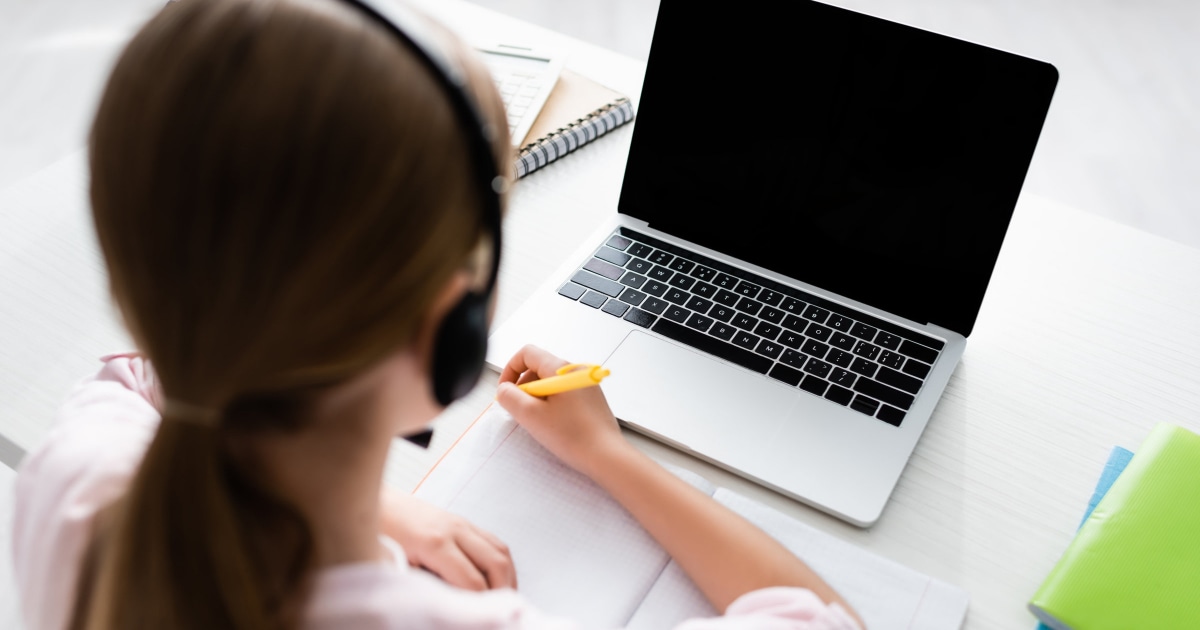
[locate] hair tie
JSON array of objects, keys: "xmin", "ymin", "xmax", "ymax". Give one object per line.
[{"xmin": 161, "ymin": 398, "xmax": 221, "ymax": 427}]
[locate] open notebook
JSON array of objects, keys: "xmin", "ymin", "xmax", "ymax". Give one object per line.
[{"xmin": 413, "ymin": 405, "xmax": 968, "ymax": 629}]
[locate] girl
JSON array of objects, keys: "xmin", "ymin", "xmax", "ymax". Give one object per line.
[{"xmin": 12, "ymin": 0, "xmax": 863, "ymax": 628}]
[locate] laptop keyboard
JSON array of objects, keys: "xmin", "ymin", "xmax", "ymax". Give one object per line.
[{"xmin": 557, "ymin": 228, "xmax": 944, "ymax": 428}]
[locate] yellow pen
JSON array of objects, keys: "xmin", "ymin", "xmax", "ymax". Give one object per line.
[{"xmin": 518, "ymin": 363, "xmax": 611, "ymax": 397}]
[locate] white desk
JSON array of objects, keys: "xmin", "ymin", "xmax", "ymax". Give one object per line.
[{"xmin": 3, "ymin": 2, "xmax": 1200, "ymax": 629}]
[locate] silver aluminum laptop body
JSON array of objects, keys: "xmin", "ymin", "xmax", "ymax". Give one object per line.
[{"xmin": 486, "ymin": 0, "xmax": 1056, "ymax": 526}]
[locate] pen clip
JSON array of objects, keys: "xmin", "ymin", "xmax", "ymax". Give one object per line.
[{"xmin": 556, "ymin": 363, "xmax": 593, "ymax": 375}]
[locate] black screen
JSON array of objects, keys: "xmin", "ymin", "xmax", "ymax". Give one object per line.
[{"xmin": 618, "ymin": 0, "xmax": 1057, "ymax": 337}]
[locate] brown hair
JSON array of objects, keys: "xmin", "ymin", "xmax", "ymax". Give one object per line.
[{"xmin": 72, "ymin": 0, "xmax": 509, "ymax": 628}]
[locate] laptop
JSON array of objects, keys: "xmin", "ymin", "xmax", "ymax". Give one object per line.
[{"xmin": 486, "ymin": 0, "xmax": 1058, "ymax": 526}]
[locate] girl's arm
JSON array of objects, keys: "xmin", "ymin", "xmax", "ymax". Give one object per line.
[{"xmin": 495, "ymin": 345, "xmax": 864, "ymax": 627}]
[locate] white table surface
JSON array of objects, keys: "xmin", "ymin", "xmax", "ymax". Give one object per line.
[{"xmin": 3, "ymin": 2, "xmax": 1200, "ymax": 629}]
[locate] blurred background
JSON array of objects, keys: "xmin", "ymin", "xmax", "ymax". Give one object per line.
[{"xmin": 1, "ymin": 0, "xmax": 1197, "ymax": 248}]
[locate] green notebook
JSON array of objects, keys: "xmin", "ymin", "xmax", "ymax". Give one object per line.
[{"xmin": 1029, "ymin": 423, "xmax": 1200, "ymax": 629}]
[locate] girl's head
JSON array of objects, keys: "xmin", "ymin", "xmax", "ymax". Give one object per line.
[{"xmin": 76, "ymin": 0, "xmax": 509, "ymax": 627}]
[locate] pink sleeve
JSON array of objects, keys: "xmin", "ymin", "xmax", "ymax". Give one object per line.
[
  {"xmin": 11, "ymin": 353, "xmax": 162, "ymax": 630},
  {"xmin": 675, "ymin": 588, "xmax": 862, "ymax": 630}
]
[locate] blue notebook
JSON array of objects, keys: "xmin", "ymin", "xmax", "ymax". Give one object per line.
[{"xmin": 1034, "ymin": 446, "xmax": 1133, "ymax": 630}]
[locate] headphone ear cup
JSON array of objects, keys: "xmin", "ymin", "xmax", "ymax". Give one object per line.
[{"xmin": 430, "ymin": 292, "xmax": 489, "ymax": 406}]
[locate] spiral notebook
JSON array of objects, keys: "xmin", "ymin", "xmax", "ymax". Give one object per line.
[
  {"xmin": 514, "ymin": 69, "xmax": 634, "ymax": 179},
  {"xmin": 412, "ymin": 404, "xmax": 969, "ymax": 629}
]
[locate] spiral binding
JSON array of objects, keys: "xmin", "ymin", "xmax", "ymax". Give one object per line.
[{"xmin": 514, "ymin": 98, "xmax": 635, "ymax": 179}]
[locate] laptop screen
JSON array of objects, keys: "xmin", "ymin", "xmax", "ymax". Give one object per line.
[{"xmin": 618, "ymin": 0, "xmax": 1057, "ymax": 337}]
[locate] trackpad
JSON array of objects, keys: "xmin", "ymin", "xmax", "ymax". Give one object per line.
[{"xmin": 602, "ymin": 331, "xmax": 798, "ymax": 462}]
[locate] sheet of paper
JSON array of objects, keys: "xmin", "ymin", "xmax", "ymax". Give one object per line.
[{"xmin": 414, "ymin": 404, "xmax": 714, "ymax": 628}]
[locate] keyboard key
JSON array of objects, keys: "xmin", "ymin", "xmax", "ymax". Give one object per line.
[
  {"xmin": 685, "ymin": 295, "xmax": 713, "ymax": 313},
  {"xmin": 714, "ymin": 290, "xmax": 740, "ymax": 307},
  {"xmin": 642, "ymin": 297, "xmax": 668, "ymax": 314},
  {"xmin": 665, "ymin": 288, "xmax": 689, "ymax": 305},
  {"xmin": 825, "ymin": 384, "xmax": 853, "ymax": 405},
  {"xmin": 734, "ymin": 281, "xmax": 760, "ymax": 298},
  {"xmin": 691, "ymin": 265, "xmax": 717, "ymax": 282},
  {"xmin": 669, "ymin": 258, "xmax": 695, "ymax": 274},
  {"xmin": 805, "ymin": 323, "xmax": 831, "ymax": 342},
  {"xmin": 758, "ymin": 289, "xmax": 783, "ymax": 306},
  {"xmin": 780, "ymin": 297, "xmax": 806, "ymax": 314},
  {"xmin": 648, "ymin": 250, "xmax": 673, "ymax": 266},
  {"xmin": 877, "ymin": 366, "xmax": 923, "ymax": 394},
  {"xmin": 768, "ymin": 363, "xmax": 804, "ymax": 386},
  {"xmin": 850, "ymin": 357, "xmax": 877, "ymax": 378},
  {"xmin": 710, "ymin": 322, "xmax": 737, "ymax": 341},
  {"xmin": 827, "ymin": 348, "xmax": 853, "ymax": 368},
  {"xmin": 902, "ymin": 359, "xmax": 931, "ymax": 379},
  {"xmin": 619, "ymin": 272, "xmax": 647, "ymax": 289},
  {"xmin": 755, "ymin": 339, "xmax": 783, "ymax": 359},
  {"xmin": 828, "ymin": 315, "xmax": 853, "ymax": 331},
  {"xmin": 804, "ymin": 357, "xmax": 832, "ymax": 378},
  {"xmin": 853, "ymin": 378, "xmax": 915, "ymax": 410},
  {"xmin": 852, "ymin": 341, "xmax": 881, "ymax": 361},
  {"xmin": 623, "ymin": 308, "xmax": 656, "ymax": 328},
  {"xmin": 619, "ymin": 288, "xmax": 647, "ymax": 306},
  {"xmin": 753, "ymin": 322, "xmax": 781, "ymax": 340},
  {"xmin": 829, "ymin": 368, "xmax": 856, "ymax": 387},
  {"xmin": 735, "ymin": 297, "xmax": 762, "ymax": 316},
  {"xmin": 651, "ymin": 319, "xmax": 772, "ymax": 374},
  {"xmin": 713, "ymin": 273, "xmax": 738, "ymax": 289},
  {"xmin": 850, "ymin": 322, "xmax": 878, "ymax": 341},
  {"xmin": 571, "ymin": 270, "xmax": 623, "ymax": 297},
  {"xmin": 605, "ymin": 235, "xmax": 631, "ymax": 250},
  {"xmin": 780, "ymin": 349, "xmax": 807, "ymax": 369},
  {"xmin": 595, "ymin": 247, "xmax": 632, "ymax": 266},
  {"xmin": 875, "ymin": 331, "xmax": 902, "ymax": 350},
  {"xmin": 648, "ymin": 265, "xmax": 673, "ymax": 282},
  {"xmin": 628, "ymin": 243, "xmax": 653, "ymax": 258},
  {"xmin": 877, "ymin": 405, "xmax": 906, "ymax": 427},
  {"xmin": 732, "ymin": 330, "xmax": 761, "ymax": 351},
  {"xmin": 779, "ymin": 330, "xmax": 804, "ymax": 349},
  {"xmin": 801, "ymin": 375, "xmax": 829, "ymax": 396},
  {"xmin": 879, "ymin": 350, "xmax": 904, "ymax": 369},
  {"xmin": 900, "ymin": 340, "xmax": 939, "ymax": 364},
  {"xmin": 802, "ymin": 304, "xmax": 830, "ymax": 324},
  {"xmin": 692, "ymin": 281, "xmax": 717, "ymax": 299},
  {"xmin": 686, "ymin": 312, "xmax": 714, "ymax": 332},
  {"xmin": 759, "ymin": 307, "xmax": 784, "ymax": 324},
  {"xmin": 782, "ymin": 314, "xmax": 807, "ymax": 333},
  {"xmin": 801, "ymin": 338, "xmax": 829, "ymax": 359},
  {"xmin": 669, "ymin": 274, "xmax": 696, "ymax": 290},
  {"xmin": 830, "ymin": 332, "xmax": 856, "ymax": 351},
  {"xmin": 643, "ymin": 280, "xmax": 668, "ymax": 297},
  {"xmin": 850, "ymin": 395, "xmax": 880, "ymax": 417},
  {"xmin": 664, "ymin": 305, "xmax": 689, "ymax": 323},
  {"xmin": 625, "ymin": 258, "xmax": 653, "ymax": 274},
  {"xmin": 709, "ymin": 305, "xmax": 735, "ymax": 322},
  {"xmin": 584, "ymin": 258, "xmax": 623, "ymax": 280},
  {"xmin": 580, "ymin": 291, "xmax": 607, "ymax": 308},
  {"xmin": 602, "ymin": 300, "xmax": 629, "ymax": 317},
  {"xmin": 731, "ymin": 312, "xmax": 759, "ymax": 331},
  {"xmin": 558, "ymin": 282, "xmax": 585, "ymax": 300}
]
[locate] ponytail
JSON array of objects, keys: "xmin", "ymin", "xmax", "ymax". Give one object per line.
[{"xmin": 69, "ymin": 414, "xmax": 313, "ymax": 630}]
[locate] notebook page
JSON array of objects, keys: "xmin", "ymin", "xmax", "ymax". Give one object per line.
[
  {"xmin": 413, "ymin": 404, "xmax": 714, "ymax": 628},
  {"xmin": 632, "ymin": 489, "xmax": 968, "ymax": 630}
]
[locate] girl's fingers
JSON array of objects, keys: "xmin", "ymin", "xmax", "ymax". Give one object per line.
[{"xmin": 457, "ymin": 527, "xmax": 517, "ymax": 589}]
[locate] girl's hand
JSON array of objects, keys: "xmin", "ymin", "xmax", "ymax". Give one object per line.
[
  {"xmin": 495, "ymin": 345, "xmax": 630, "ymax": 476},
  {"xmin": 379, "ymin": 490, "xmax": 516, "ymax": 591}
]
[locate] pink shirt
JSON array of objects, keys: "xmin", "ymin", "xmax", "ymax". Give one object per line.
[{"xmin": 12, "ymin": 354, "xmax": 860, "ymax": 630}]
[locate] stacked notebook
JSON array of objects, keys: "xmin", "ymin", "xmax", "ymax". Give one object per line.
[
  {"xmin": 512, "ymin": 69, "xmax": 634, "ymax": 179},
  {"xmin": 1029, "ymin": 424, "xmax": 1200, "ymax": 629},
  {"xmin": 414, "ymin": 404, "xmax": 968, "ymax": 629}
]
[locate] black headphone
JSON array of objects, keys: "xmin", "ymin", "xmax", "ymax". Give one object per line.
[{"xmin": 341, "ymin": 0, "xmax": 504, "ymax": 408}]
